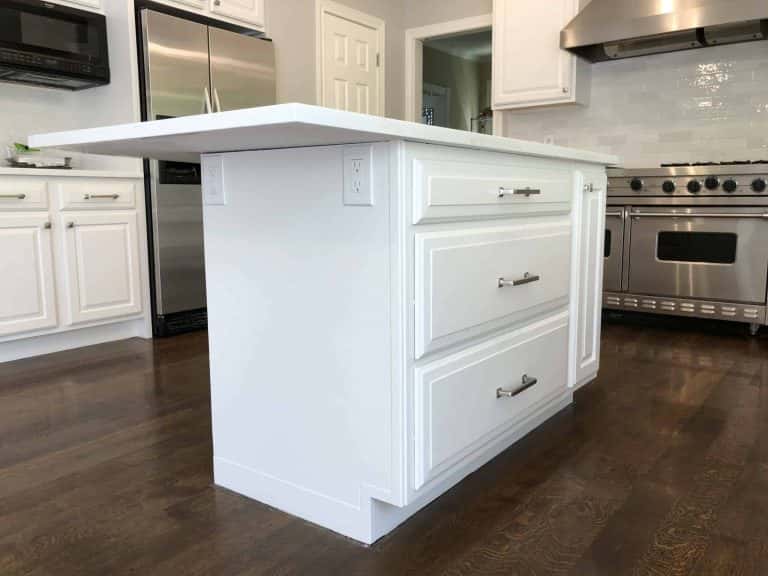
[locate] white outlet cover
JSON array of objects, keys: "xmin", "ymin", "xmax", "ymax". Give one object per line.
[
  {"xmin": 343, "ymin": 145, "xmax": 374, "ymax": 206},
  {"xmin": 202, "ymin": 154, "xmax": 226, "ymax": 205}
]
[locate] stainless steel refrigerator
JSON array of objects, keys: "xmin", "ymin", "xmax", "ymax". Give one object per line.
[{"xmin": 138, "ymin": 8, "xmax": 275, "ymax": 335}]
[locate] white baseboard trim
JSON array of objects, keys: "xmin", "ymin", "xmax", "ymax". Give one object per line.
[
  {"xmin": 214, "ymin": 391, "xmax": 574, "ymax": 545},
  {"xmin": 0, "ymin": 318, "xmax": 150, "ymax": 363}
]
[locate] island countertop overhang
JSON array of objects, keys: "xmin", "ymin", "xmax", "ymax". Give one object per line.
[{"xmin": 28, "ymin": 103, "xmax": 620, "ymax": 166}]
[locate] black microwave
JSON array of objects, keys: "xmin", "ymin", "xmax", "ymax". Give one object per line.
[{"xmin": 0, "ymin": 0, "xmax": 109, "ymax": 90}]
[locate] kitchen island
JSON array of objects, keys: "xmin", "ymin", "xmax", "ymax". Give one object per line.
[{"xmin": 31, "ymin": 104, "xmax": 617, "ymax": 544}]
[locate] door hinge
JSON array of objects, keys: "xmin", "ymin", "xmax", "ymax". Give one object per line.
[{"xmin": 376, "ymin": 53, "xmax": 381, "ymax": 67}]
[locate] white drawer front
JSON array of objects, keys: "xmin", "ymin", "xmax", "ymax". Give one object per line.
[
  {"xmin": 0, "ymin": 179, "xmax": 48, "ymax": 211},
  {"xmin": 57, "ymin": 180, "xmax": 137, "ymax": 210},
  {"xmin": 409, "ymin": 146, "xmax": 572, "ymax": 224},
  {"xmin": 414, "ymin": 315, "xmax": 569, "ymax": 490},
  {"xmin": 415, "ymin": 222, "xmax": 571, "ymax": 358}
]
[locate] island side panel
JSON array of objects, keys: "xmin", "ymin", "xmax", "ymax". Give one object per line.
[{"xmin": 202, "ymin": 144, "xmax": 395, "ymax": 539}]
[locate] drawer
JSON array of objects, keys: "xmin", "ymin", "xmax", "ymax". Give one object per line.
[
  {"xmin": 0, "ymin": 178, "xmax": 49, "ymax": 211},
  {"xmin": 415, "ymin": 222, "xmax": 571, "ymax": 358},
  {"xmin": 408, "ymin": 144, "xmax": 573, "ymax": 224},
  {"xmin": 57, "ymin": 180, "xmax": 137, "ymax": 210},
  {"xmin": 413, "ymin": 315, "xmax": 569, "ymax": 490}
]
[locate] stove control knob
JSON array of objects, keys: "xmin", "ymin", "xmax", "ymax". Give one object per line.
[
  {"xmin": 687, "ymin": 180, "xmax": 702, "ymax": 193},
  {"xmin": 704, "ymin": 176, "xmax": 720, "ymax": 190},
  {"xmin": 662, "ymin": 180, "xmax": 676, "ymax": 193},
  {"xmin": 752, "ymin": 178, "xmax": 767, "ymax": 193},
  {"xmin": 723, "ymin": 179, "xmax": 738, "ymax": 193},
  {"xmin": 629, "ymin": 178, "xmax": 643, "ymax": 191}
]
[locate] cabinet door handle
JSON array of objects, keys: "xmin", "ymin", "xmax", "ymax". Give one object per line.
[
  {"xmin": 43, "ymin": 222, "xmax": 52, "ymax": 229},
  {"xmin": 498, "ymin": 187, "xmax": 541, "ymax": 198},
  {"xmin": 214, "ymin": 0, "xmax": 221, "ymax": 6},
  {"xmin": 498, "ymin": 272, "xmax": 540, "ymax": 288},
  {"xmin": 67, "ymin": 222, "xmax": 75, "ymax": 229},
  {"xmin": 84, "ymin": 193, "xmax": 119, "ymax": 200},
  {"xmin": 0, "ymin": 193, "xmax": 26, "ymax": 199},
  {"xmin": 584, "ymin": 183, "xmax": 603, "ymax": 193},
  {"xmin": 497, "ymin": 374, "xmax": 538, "ymax": 398}
]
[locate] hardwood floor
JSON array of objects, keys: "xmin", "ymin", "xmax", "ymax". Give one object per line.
[{"xmin": 2, "ymin": 317, "xmax": 768, "ymax": 575}]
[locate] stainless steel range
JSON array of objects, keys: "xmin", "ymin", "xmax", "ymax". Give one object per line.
[{"xmin": 605, "ymin": 162, "xmax": 768, "ymax": 334}]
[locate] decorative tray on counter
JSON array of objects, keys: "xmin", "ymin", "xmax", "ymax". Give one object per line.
[{"xmin": 5, "ymin": 142, "xmax": 72, "ymax": 169}]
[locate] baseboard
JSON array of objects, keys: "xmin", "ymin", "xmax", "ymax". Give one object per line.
[
  {"xmin": 0, "ymin": 318, "xmax": 149, "ymax": 363},
  {"xmin": 213, "ymin": 391, "xmax": 574, "ymax": 545}
]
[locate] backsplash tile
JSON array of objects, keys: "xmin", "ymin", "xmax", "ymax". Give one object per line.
[{"xmin": 501, "ymin": 42, "xmax": 768, "ymax": 167}]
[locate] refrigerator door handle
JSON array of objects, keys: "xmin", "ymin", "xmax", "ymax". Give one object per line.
[
  {"xmin": 212, "ymin": 87, "xmax": 222, "ymax": 113},
  {"xmin": 203, "ymin": 85, "xmax": 213, "ymax": 114}
]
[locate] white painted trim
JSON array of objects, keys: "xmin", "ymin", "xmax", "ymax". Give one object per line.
[
  {"xmin": 0, "ymin": 318, "xmax": 149, "ymax": 363},
  {"xmin": 404, "ymin": 14, "xmax": 493, "ymax": 125},
  {"xmin": 315, "ymin": 0, "xmax": 387, "ymax": 117}
]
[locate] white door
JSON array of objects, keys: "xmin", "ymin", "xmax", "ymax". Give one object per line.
[
  {"xmin": 0, "ymin": 214, "xmax": 57, "ymax": 337},
  {"xmin": 570, "ymin": 171, "xmax": 607, "ymax": 389},
  {"xmin": 319, "ymin": 3, "xmax": 384, "ymax": 115},
  {"xmin": 61, "ymin": 212, "xmax": 142, "ymax": 325},
  {"xmin": 493, "ymin": 0, "xmax": 582, "ymax": 108},
  {"xmin": 210, "ymin": 0, "xmax": 264, "ymax": 27}
]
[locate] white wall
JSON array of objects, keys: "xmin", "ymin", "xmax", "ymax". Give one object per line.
[
  {"xmin": 404, "ymin": 0, "xmax": 492, "ymax": 28},
  {"xmin": 501, "ymin": 42, "xmax": 768, "ymax": 167},
  {"xmin": 0, "ymin": 2, "xmax": 142, "ymax": 172}
]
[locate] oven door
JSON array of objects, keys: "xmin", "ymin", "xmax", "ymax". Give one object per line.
[
  {"xmin": 627, "ymin": 207, "xmax": 768, "ymax": 304},
  {"xmin": 603, "ymin": 207, "xmax": 625, "ymax": 292}
]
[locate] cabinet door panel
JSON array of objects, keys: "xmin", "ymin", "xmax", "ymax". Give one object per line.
[
  {"xmin": 210, "ymin": 0, "xmax": 264, "ymax": 27},
  {"xmin": 493, "ymin": 0, "xmax": 583, "ymax": 108},
  {"xmin": 0, "ymin": 214, "xmax": 57, "ymax": 337},
  {"xmin": 570, "ymin": 172, "xmax": 607, "ymax": 388},
  {"xmin": 62, "ymin": 212, "xmax": 142, "ymax": 325}
]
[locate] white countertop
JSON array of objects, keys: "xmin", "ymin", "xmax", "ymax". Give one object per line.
[
  {"xmin": 0, "ymin": 167, "xmax": 143, "ymax": 179},
  {"xmin": 29, "ymin": 103, "xmax": 619, "ymax": 166}
]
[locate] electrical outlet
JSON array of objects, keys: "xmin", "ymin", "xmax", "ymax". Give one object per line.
[
  {"xmin": 202, "ymin": 154, "xmax": 226, "ymax": 205},
  {"xmin": 343, "ymin": 145, "xmax": 374, "ymax": 206}
]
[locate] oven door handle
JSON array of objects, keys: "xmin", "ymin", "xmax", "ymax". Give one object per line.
[
  {"xmin": 631, "ymin": 212, "xmax": 768, "ymax": 219},
  {"xmin": 606, "ymin": 210, "xmax": 624, "ymax": 217}
]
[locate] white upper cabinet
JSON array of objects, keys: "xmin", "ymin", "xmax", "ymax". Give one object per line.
[
  {"xmin": 493, "ymin": 0, "xmax": 590, "ymax": 109},
  {"xmin": 0, "ymin": 214, "xmax": 57, "ymax": 337},
  {"xmin": 61, "ymin": 212, "xmax": 143, "ymax": 325},
  {"xmin": 210, "ymin": 0, "xmax": 264, "ymax": 28}
]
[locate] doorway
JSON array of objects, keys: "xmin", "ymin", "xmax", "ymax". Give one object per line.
[
  {"xmin": 405, "ymin": 15, "xmax": 494, "ymax": 134},
  {"xmin": 316, "ymin": 0, "xmax": 386, "ymax": 116}
]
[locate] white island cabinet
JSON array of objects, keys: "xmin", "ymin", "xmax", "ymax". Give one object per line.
[{"xmin": 30, "ymin": 104, "xmax": 617, "ymax": 545}]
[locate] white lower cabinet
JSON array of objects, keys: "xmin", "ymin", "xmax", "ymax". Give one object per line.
[
  {"xmin": 570, "ymin": 171, "xmax": 607, "ymax": 388},
  {"xmin": 414, "ymin": 315, "xmax": 569, "ymax": 491},
  {"xmin": 0, "ymin": 214, "xmax": 57, "ymax": 337},
  {"xmin": 61, "ymin": 212, "xmax": 142, "ymax": 325}
]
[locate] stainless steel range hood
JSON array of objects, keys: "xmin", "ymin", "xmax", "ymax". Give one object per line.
[{"xmin": 561, "ymin": 0, "xmax": 768, "ymax": 62}]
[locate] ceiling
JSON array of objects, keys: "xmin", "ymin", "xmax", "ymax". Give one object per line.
[{"xmin": 423, "ymin": 30, "xmax": 493, "ymax": 62}]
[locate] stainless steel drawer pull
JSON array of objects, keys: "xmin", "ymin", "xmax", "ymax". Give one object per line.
[
  {"xmin": 0, "ymin": 193, "xmax": 26, "ymax": 200},
  {"xmin": 498, "ymin": 272, "xmax": 540, "ymax": 288},
  {"xmin": 498, "ymin": 187, "xmax": 542, "ymax": 198},
  {"xmin": 84, "ymin": 193, "xmax": 119, "ymax": 200},
  {"xmin": 497, "ymin": 374, "xmax": 538, "ymax": 399}
]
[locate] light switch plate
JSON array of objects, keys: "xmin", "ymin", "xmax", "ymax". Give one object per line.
[
  {"xmin": 343, "ymin": 145, "xmax": 374, "ymax": 206},
  {"xmin": 202, "ymin": 154, "xmax": 226, "ymax": 205}
]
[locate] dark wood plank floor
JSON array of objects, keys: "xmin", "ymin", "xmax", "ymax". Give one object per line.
[{"xmin": 2, "ymin": 317, "xmax": 768, "ymax": 575}]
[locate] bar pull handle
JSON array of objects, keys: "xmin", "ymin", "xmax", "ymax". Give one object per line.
[
  {"xmin": 497, "ymin": 374, "xmax": 538, "ymax": 399},
  {"xmin": 203, "ymin": 86, "xmax": 213, "ymax": 114},
  {"xmin": 0, "ymin": 193, "xmax": 26, "ymax": 199},
  {"xmin": 213, "ymin": 88, "xmax": 223, "ymax": 113},
  {"xmin": 499, "ymin": 187, "xmax": 541, "ymax": 198},
  {"xmin": 84, "ymin": 193, "xmax": 119, "ymax": 200},
  {"xmin": 498, "ymin": 272, "xmax": 540, "ymax": 288}
]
